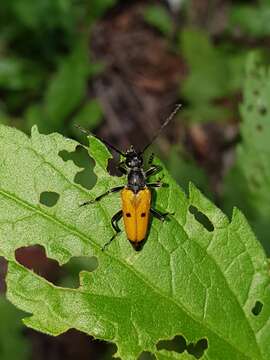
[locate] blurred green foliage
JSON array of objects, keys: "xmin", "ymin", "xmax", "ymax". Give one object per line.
[
  {"xmin": 0, "ymin": 0, "xmax": 117, "ymax": 134},
  {"xmin": 0, "ymin": 296, "xmax": 30, "ymax": 360},
  {"xmin": 229, "ymin": 1, "xmax": 270, "ymax": 37},
  {"xmin": 166, "ymin": 145, "xmax": 211, "ymax": 198},
  {"xmin": 223, "ymin": 53, "xmax": 270, "ymax": 254},
  {"xmin": 179, "ymin": 29, "xmax": 246, "ymax": 122},
  {"xmin": 144, "ymin": 5, "xmax": 174, "ymax": 37}
]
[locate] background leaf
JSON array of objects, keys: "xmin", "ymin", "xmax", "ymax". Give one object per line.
[
  {"xmin": 0, "ymin": 125, "xmax": 269, "ymax": 359},
  {"xmin": 229, "ymin": 3, "xmax": 270, "ymax": 37},
  {"xmin": 0, "ymin": 296, "xmax": 30, "ymax": 360},
  {"xmin": 180, "ymin": 29, "xmax": 246, "ymax": 122},
  {"xmin": 144, "ymin": 5, "xmax": 174, "ymax": 37},
  {"xmin": 43, "ymin": 40, "xmax": 90, "ymax": 132},
  {"xmin": 223, "ymin": 52, "xmax": 270, "ymax": 254},
  {"xmin": 166, "ymin": 145, "xmax": 210, "ymax": 198},
  {"xmin": 71, "ymin": 99, "xmax": 103, "ymax": 134}
]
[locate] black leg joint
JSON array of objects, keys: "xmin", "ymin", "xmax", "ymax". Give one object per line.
[
  {"xmin": 102, "ymin": 210, "xmax": 123, "ymax": 251},
  {"xmin": 150, "ymin": 208, "xmax": 170, "ymax": 222},
  {"xmin": 80, "ymin": 185, "xmax": 124, "ymax": 207},
  {"xmin": 148, "ymin": 153, "xmax": 155, "ymax": 165},
  {"xmin": 145, "ymin": 165, "xmax": 162, "ymax": 178},
  {"xmin": 147, "ymin": 181, "xmax": 167, "ymax": 189}
]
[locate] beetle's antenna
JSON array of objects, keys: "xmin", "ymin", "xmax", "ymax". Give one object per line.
[
  {"xmin": 141, "ymin": 104, "xmax": 182, "ymax": 154},
  {"xmin": 74, "ymin": 124, "xmax": 126, "ymax": 157}
]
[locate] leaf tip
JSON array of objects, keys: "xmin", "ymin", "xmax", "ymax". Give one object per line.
[{"xmin": 30, "ymin": 124, "xmax": 40, "ymax": 137}]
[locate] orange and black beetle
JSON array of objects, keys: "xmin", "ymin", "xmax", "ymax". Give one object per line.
[{"xmin": 77, "ymin": 104, "xmax": 181, "ymax": 251}]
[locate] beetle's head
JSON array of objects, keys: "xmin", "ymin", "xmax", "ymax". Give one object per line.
[{"xmin": 125, "ymin": 146, "xmax": 143, "ymax": 168}]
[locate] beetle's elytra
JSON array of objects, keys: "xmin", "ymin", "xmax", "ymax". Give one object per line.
[{"xmin": 76, "ymin": 104, "xmax": 181, "ymax": 251}]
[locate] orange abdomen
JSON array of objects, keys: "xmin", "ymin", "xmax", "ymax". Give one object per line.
[{"xmin": 121, "ymin": 187, "xmax": 151, "ymax": 246}]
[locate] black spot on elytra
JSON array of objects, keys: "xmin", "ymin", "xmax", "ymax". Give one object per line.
[
  {"xmin": 126, "ymin": 213, "xmax": 131, "ymax": 217},
  {"xmin": 141, "ymin": 212, "xmax": 146, "ymax": 217}
]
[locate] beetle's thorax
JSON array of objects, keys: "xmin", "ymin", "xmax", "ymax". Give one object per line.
[
  {"xmin": 127, "ymin": 168, "xmax": 146, "ymax": 193},
  {"xmin": 124, "ymin": 146, "xmax": 146, "ymax": 193}
]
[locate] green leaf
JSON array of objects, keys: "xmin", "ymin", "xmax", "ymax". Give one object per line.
[
  {"xmin": 166, "ymin": 145, "xmax": 210, "ymax": 198},
  {"xmin": 44, "ymin": 40, "xmax": 90, "ymax": 131},
  {"xmin": 0, "ymin": 296, "xmax": 30, "ymax": 360},
  {"xmin": 71, "ymin": 99, "xmax": 103, "ymax": 131},
  {"xmin": 0, "ymin": 125, "xmax": 270, "ymax": 359},
  {"xmin": 181, "ymin": 29, "xmax": 227, "ymax": 101},
  {"xmin": 156, "ymin": 350, "xmax": 197, "ymax": 360},
  {"xmin": 0, "ymin": 57, "xmax": 43, "ymax": 91},
  {"xmin": 144, "ymin": 5, "xmax": 174, "ymax": 37},
  {"xmin": 229, "ymin": 4, "xmax": 270, "ymax": 37},
  {"xmin": 87, "ymin": 0, "xmax": 119, "ymax": 21},
  {"xmin": 180, "ymin": 29, "xmax": 246, "ymax": 122},
  {"xmin": 223, "ymin": 53, "xmax": 270, "ymax": 254},
  {"xmin": 7, "ymin": 0, "xmax": 74, "ymax": 31}
]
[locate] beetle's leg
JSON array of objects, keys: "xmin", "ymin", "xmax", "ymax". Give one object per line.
[
  {"xmin": 148, "ymin": 152, "xmax": 155, "ymax": 165},
  {"xmin": 145, "ymin": 165, "xmax": 162, "ymax": 178},
  {"xmin": 80, "ymin": 185, "xmax": 124, "ymax": 206},
  {"xmin": 102, "ymin": 210, "xmax": 123, "ymax": 251},
  {"xmin": 150, "ymin": 208, "xmax": 170, "ymax": 222},
  {"xmin": 117, "ymin": 161, "xmax": 128, "ymax": 175},
  {"xmin": 147, "ymin": 181, "xmax": 166, "ymax": 188}
]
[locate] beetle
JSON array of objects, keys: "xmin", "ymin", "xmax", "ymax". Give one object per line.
[{"xmin": 76, "ymin": 104, "xmax": 181, "ymax": 251}]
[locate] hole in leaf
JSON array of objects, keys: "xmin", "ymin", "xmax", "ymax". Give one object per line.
[
  {"xmin": 15, "ymin": 246, "xmax": 99, "ymax": 289},
  {"xmin": 15, "ymin": 245, "xmax": 61, "ymax": 284},
  {"xmin": 107, "ymin": 157, "xmax": 123, "ymax": 177},
  {"xmin": 59, "ymin": 145, "xmax": 97, "ymax": 190},
  {"xmin": 57, "ymin": 256, "xmax": 99, "ymax": 288},
  {"xmin": 157, "ymin": 335, "xmax": 208, "ymax": 359},
  {"xmin": 43, "ymin": 328, "xmax": 117, "ymax": 359},
  {"xmin": 40, "ymin": 191, "xmax": 60, "ymax": 207},
  {"xmin": 187, "ymin": 338, "xmax": 208, "ymax": 359},
  {"xmin": 189, "ymin": 206, "xmax": 214, "ymax": 232},
  {"xmin": 259, "ymin": 106, "xmax": 267, "ymax": 115},
  {"xmin": 137, "ymin": 351, "xmax": 156, "ymax": 360},
  {"xmin": 157, "ymin": 335, "xmax": 186, "ymax": 353},
  {"xmin": 252, "ymin": 301, "xmax": 263, "ymax": 316}
]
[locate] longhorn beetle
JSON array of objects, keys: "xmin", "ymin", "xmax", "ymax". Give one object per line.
[{"xmin": 76, "ymin": 104, "xmax": 181, "ymax": 251}]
